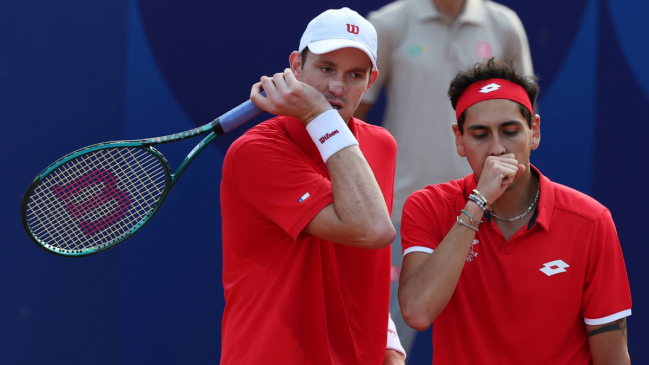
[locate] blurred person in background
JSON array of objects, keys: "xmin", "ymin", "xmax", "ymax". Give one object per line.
[{"xmin": 354, "ymin": 0, "xmax": 533, "ymax": 352}]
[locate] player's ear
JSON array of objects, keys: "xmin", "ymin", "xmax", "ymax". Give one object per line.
[
  {"xmin": 531, "ymin": 114, "xmax": 541, "ymax": 150},
  {"xmin": 289, "ymin": 51, "xmax": 303, "ymax": 81},
  {"xmin": 365, "ymin": 69, "xmax": 379, "ymax": 92},
  {"xmin": 453, "ymin": 123, "xmax": 466, "ymax": 157}
]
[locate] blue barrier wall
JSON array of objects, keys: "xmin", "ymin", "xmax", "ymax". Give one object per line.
[{"xmin": 1, "ymin": 0, "xmax": 646, "ymax": 363}]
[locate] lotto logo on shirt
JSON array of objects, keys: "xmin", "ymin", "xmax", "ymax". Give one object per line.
[{"xmin": 319, "ymin": 130, "xmax": 339, "ymax": 144}]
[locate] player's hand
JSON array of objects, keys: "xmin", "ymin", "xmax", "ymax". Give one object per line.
[
  {"xmin": 382, "ymin": 349, "xmax": 405, "ymax": 365},
  {"xmin": 475, "ymin": 154, "xmax": 525, "ymax": 204},
  {"xmin": 250, "ymin": 68, "xmax": 332, "ymax": 125}
]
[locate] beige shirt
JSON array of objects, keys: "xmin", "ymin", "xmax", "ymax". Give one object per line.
[{"xmin": 363, "ymin": 0, "xmax": 533, "ymax": 223}]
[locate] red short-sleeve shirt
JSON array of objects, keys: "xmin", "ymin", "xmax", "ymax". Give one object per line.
[
  {"xmin": 401, "ymin": 166, "xmax": 632, "ymax": 365},
  {"xmin": 220, "ymin": 115, "xmax": 397, "ymax": 365}
]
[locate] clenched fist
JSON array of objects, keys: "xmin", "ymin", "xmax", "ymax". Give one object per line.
[
  {"xmin": 250, "ymin": 68, "xmax": 332, "ymax": 125},
  {"xmin": 475, "ymin": 154, "xmax": 526, "ymax": 204}
]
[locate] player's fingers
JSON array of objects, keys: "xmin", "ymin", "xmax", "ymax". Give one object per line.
[
  {"xmin": 493, "ymin": 159, "xmax": 519, "ymax": 172},
  {"xmin": 492, "ymin": 156, "xmax": 519, "ymax": 167},
  {"xmin": 250, "ymin": 82, "xmax": 270, "ymax": 110},
  {"xmin": 497, "ymin": 164, "xmax": 518, "ymax": 183},
  {"xmin": 272, "ymin": 72, "xmax": 289, "ymax": 93},
  {"xmin": 260, "ymin": 76, "xmax": 278, "ymax": 98},
  {"xmin": 514, "ymin": 164, "xmax": 526, "ymax": 179},
  {"xmin": 283, "ymin": 68, "xmax": 299, "ymax": 85}
]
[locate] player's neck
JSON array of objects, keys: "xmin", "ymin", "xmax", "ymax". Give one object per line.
[
  {"xmin": 491, "ymin": 168, "xmax": 539, "ymax": 219},
  {"xmin": 432, "ymin": 0, "xmax": 466, "ymax": 20}
]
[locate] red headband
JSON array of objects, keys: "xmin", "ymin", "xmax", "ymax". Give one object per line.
[{"xmin": 455, "ymin": 78, "xmax": 533, "ymax": 121}]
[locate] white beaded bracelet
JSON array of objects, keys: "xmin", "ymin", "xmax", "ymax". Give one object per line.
[
  {"xmin": 468, "ymin": 194, "xmax": 488, "ymax": 212},
  {"xmin": 305, "ymin": 109, "xmax": 359, "ymax": 163}
]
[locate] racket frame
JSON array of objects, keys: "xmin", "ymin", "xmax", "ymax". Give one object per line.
[
  {"xmin": 21, "ymin": 141, "xmax": 174, "ymax": 256},
  {"xmin": 21, "ymin": 94, "xmax": 263, "ymax": 257}
]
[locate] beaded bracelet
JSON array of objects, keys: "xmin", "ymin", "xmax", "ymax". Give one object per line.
[
  {"xmin": 468, "ymin": 194, "xmax": 488, "ymax": 212},
  {"xmin": 472, "ymin": 189, "xmax": 492, "ymax": 211},
  {"xmin": 456, "ymin": 216, "xmax": 478, "ymax": 232},
  {"xmin": 460, "ymin": 209, "xmax": 483, "ymax": 226}
]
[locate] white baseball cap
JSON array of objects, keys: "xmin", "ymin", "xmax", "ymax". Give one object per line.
[{"xmin": 299, "ymin": 8, "xmax": 378, "ymax": 70}]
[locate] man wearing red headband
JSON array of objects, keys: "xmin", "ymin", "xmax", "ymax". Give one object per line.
[{"xmin": 398, "ymin": 59, "xmax": 631, "ymax": 364}]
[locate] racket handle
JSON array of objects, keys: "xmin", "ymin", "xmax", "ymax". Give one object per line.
[{"xmin": 212, "ymin": 91, "xmax": 266, "ymax": 135}]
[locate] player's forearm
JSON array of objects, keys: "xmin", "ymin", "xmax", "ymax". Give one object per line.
[
  {"xmin": 399, "ymin": 204, "xmax": 482, "ymax": 330},
  {"xmin": 326, "ymin": 145, "xmax": 395, "ymax": 249},
  {"xmin": 382, "ymin": 349, "xmax": 405, "ymax": 365},
  {"xmin": 588, "ymin": 319, "xmax": 630, "ymax": 365}
]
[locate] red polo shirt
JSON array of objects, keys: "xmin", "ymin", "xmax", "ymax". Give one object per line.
[
  {"xmin": 401, "ymin": 166, "xmax": 632, "ymax": 365},
  {"xmin": 220, "ymin": 115, "xmax": 397, "ymax": 365}
]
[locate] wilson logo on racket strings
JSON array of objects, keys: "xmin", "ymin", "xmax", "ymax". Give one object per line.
[
  {"xmin": 319, "ymin": 130, "xmax": 339, "ymax": 144},
  {"xmin": 346, "ymin": 24, "xmax": 359, "ymax": 34},
  {"xmin": 52, "ymin": 169, "xmax": 132, "ymax": 236}
]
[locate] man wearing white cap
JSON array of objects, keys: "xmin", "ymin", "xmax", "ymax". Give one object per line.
[{"xmin": 220, "ymin": 8, "xmax": 405, "ymax": 365}]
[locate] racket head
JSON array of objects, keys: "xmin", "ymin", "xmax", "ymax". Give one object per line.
[{"xmin": 21, "ymin": 141, "xmax": 172, "ymax": 257}]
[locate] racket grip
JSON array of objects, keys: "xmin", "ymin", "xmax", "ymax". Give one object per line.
[{"xmin": 213, "ymin": 91, "xmax": 266, "ymax": 135}]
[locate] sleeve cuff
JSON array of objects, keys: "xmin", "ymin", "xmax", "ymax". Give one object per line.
[
  {"xmin": 289, "ymin": 194, "xmax": 334, "ymax": 241},
  {"xmin": 403, "ymin": 246, "xmax": 434, "ymax": 257},
  {"xmin": 584, "ymin": 309, "xmax": 632, "ymax": 325}
]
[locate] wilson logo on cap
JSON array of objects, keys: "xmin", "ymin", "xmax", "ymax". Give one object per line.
[
  {"xmin": 346, "ymin": 24, "xmax": 359, "ymax": 34},
  {"xmin": 319, "ymin": 130, "xmax": 339, "ymax": 144},
  {"xmin": 479, "ymin": 83, "xmax": 501, "ymax": 93}
]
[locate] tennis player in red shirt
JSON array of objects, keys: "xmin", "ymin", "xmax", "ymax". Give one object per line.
[
  {"xmin": 399, "ymin": 59, "xmax": 631, "ymax": 364},
  {"xmin": 220, "ymin": 8, "xmax": 405, "ymax": 365}
]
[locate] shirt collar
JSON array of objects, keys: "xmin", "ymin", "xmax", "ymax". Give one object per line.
[
  {"xmin": 464, "ymin": 164, "xmax": 553, "ymax": 232},
  {"xmin": 415, "ymin": 0, "xmax": 486, "ymax": 25},
  {"xmin": 533, "ymin": 165, "xmax": 553, "ymax": 231},
  {"xmin": 459, "ymin": 0, "xmax": 487, "ymax": 25},
  {"xmin": 284, "ymin": 115, "xmax": 360, "ymax": 166},
  {"xmin": 414, "ymin": 0, "xmax": 442, "ymax": 22}
]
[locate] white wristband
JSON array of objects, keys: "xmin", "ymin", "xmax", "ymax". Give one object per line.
[
  {"xmin": 305, "ymin": 109, "xmax": 358, "ymax": 163},
  {"xmin": 387, "ymin": 316, "xmax": 406, "ymax": 359}
]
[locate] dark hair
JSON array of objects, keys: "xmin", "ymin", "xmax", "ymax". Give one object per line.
[
  {"xmin": 300, "ymin": 47, "xmax": 310, "ymax": 67},
  {"xmin": 299, "ymin": 47, "xmax": 373, "ymax": 78},
  {"xmin": 448, "ymin": 58, "xmax": 539, "ymax": 134}
]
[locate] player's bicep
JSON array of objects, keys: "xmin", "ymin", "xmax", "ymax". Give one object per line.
[
  {"xmin": 399, "ymin": 251, "xmax": 430, "ymax": 286},
  {"xmin": 302, "ymin": 203, "xmax": 388, "ymax": 248},
  {"xmin": 302, "ymin": 203, "xmax": 342, "ymax": 241},
  {"xmin": 587, "ymin": 318, "xmax": 630, "ymax": 364}
]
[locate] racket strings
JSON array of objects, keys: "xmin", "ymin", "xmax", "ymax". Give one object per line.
[
  {"xmin": 25, "ymin": 147, "xmax": 168, "ymax": 252},
  {"xmin": 30, "ymin": 149, "xmax": 165, "ymax": 247},
  {"xmin": 27, "ymin": 149, "xmax": 165, "ymax": 251}
]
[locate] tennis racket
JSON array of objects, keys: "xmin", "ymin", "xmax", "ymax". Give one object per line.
[{"xmin": 21, "ymin": 94, "xmax": 265, "ymax": 257}]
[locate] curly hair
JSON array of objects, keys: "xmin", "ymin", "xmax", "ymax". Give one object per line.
[{"xmin": 448, "ymin": 58, "xmax": 539, "ymax": 134}]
